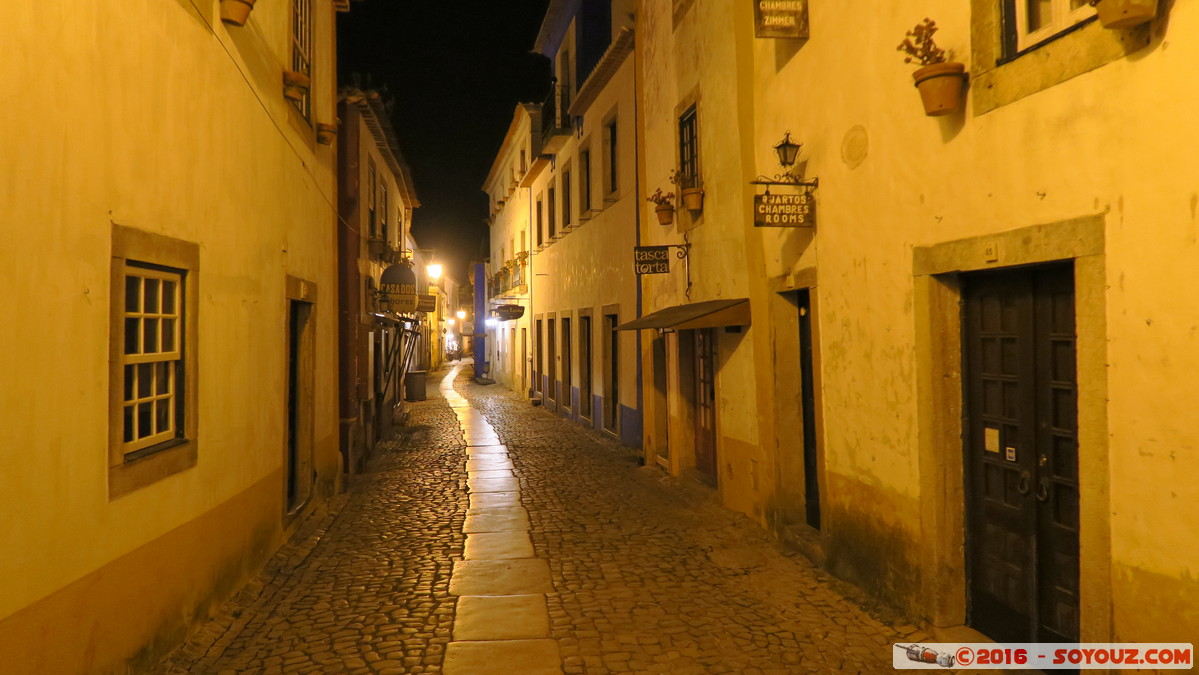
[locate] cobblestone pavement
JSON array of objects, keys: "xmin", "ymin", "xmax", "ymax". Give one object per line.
[{"xmin": 156, "ymin": 364, "xmax": 930, "ymax": 674}]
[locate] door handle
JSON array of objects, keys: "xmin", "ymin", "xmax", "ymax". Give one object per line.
[
  {"xmin": 1036, "ymin": 478, "xmax": 1050, "ymax": 502},
  {"xmin": 1016, "ymin": 470, "xmax": 1031, "ymax": 495}
]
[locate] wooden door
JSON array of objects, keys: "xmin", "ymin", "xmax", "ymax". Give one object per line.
[
  {"xmin": 963, "ymin": 263, "xmax": 1079, "ymax": 643},
  {"xmin": 694, "ymin": 329, "xmax": 717, "ymax": 486}
]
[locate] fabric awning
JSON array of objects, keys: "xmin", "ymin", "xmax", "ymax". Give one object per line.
[{"xmin": 615, "ymin": 299, "xmax": 750, "ymax": 331}]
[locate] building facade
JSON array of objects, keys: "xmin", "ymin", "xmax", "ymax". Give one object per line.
[
  {"xmin": 0, "ymin": 0, "xmax": 344, "ymax": 671},
  {"xmin": 495, "ymin": 0, "xmax": 643, "ymax": 447},
  {"xmin": 483, "ymin": 104, "xmax": 539, "ymax": 394},
  {"xmin": 635, "ymin": 0, "xmax": 1198, "ymax": 645},
  {"xmin": 336, "ymin": 89, "xmax": 420, "ymax": 473}
]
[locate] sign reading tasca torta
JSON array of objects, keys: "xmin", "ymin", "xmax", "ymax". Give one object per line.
[{"xmin": 634, "ymin": 246, "xmax": 671, "ymax": 275}]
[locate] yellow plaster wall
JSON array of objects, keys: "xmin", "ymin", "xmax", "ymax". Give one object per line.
[
  {"xmin": 636, "ymin": 0, "xmax": 1199, "ymax": 631},
  {"xmin": 742, "ymin": 0, "xmax": 1199, "ymax": 631},
  {"xmin": 0, "ymin": 0, "xmax": 341, "ymax": 665},
  {"xmin": 0, "ymin": 471, "xmax": 285, "ymax": 674},
  {"xmin": 530, "ymin": 54, "xmax": 640, "ymax": 414},
  {"xmin": 637, "ymin": 0, "xmax": 771, "ymax": 517}
]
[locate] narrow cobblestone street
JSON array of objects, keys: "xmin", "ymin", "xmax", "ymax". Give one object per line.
[{"xmin": 156, "ymin": 364, "xmax": 930, "ymax": 674}]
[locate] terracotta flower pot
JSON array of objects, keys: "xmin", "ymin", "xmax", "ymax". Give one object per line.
[
  {"xmin": 655, "ymin": 203, "xmax": 675, "ymax": 226},
  {"xmin": 283, "ymin": 70, "xmax": 311, "ymax": 102},
  {"xmin": 316, "ymin": 123, "xmax": 337, "ymax": 145},
  {"xmin": 913, "ymin": 62, "xmax": 966, "ymax": 117},
  {"xmin": 681, "ymin": 187, "xmax": 705, "ymax": 212},
  {"xmin": 1095, "ymin": 0, "xmax": 1157, "ymax": 28},
  {"xmin": 219, "ymin": 0, "xmax": 257, "ymax": 26}
]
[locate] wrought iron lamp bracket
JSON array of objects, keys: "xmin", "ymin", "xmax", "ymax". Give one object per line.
[{"xmin": 751, "ymin": 173, "xmax": 819, "ymax": 192}]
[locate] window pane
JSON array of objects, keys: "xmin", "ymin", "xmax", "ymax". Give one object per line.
[
  {"xmin": 144, "ymin": 278, "xmax": 160, "ymax": 313},
  {"xmin": 156, "ymin": 361, "xmax": 171, "ymax": 395},
  {"xmin": 123, "ymin": 405, "xmax": 135, "ymax": 442},
  {"xmin": 162, "ymin": 280, "xmax": 176, "ymax": 315},
  {"xmin": 124, "ymin": 365, "xmax": 135, "ymax": 401},
  {"xmin": 1028, "ymin": 0, "xmax": 1052, "ymax": 31},
  {"xmin": 138, "ymin": 363, "xmax": 153, "ymax": 398},
  {"xmin": 125, "ymin": 275, "xmax": 141, "ymax": 313},
  {"xmin": 143, "ymin": 318, "xmax": 159, "ymax": 353},
  {"xmin": 156, "ymin": 399, "xmax": 171, "ymax": 434},
  {"xmin": 125, "ymin": 318, "xmax": 140, "ymax": 354},
  {"xmin": 162, "ymin": 317, "xmax": 175, "ymax": 352},
  {"xmin": 137, "ymin": 402, "xmax": 152, "ymax": 438}
]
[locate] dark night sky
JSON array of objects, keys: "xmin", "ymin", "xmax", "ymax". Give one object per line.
[{"xmin": 337, "ymin": 1, "xmax": 553, "ymax": 282}]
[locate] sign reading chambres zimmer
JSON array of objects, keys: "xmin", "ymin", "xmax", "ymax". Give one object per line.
[{"xmin": 753, "ymin": 0, "xmax": 809, "ymax": 39}]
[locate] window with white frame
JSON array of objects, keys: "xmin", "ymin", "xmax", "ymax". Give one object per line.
[
  {"xmin": 291, "ymin": 0, "xmax": 313, "ymax": 119},
  {"xmin": 1012, "ymin": 0, "xmax": 1094, "ymax": 52},
  {"xmin": 119, "ymin": 264, "xmax": 185, "ymax": 458},
  {"xmin": 109, "ymin": 225, "xmax": 198, "ymax": 497}
]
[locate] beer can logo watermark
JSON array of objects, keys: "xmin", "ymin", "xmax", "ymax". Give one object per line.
[{"xmin": 893, "ymin": 643, "xmax": 1194, "ymax": 669}]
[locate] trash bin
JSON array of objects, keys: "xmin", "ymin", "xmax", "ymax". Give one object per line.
[{"xmin": 404, "ymin": 370, "xmax": 427, "ymax": 401}]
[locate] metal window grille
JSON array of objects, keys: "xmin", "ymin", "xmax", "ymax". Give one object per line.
[{"xmin": 120, "ymin": 265, "xmax": 184, "ymax": 456}]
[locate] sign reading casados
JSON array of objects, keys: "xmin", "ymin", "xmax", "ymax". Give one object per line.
[
  {"xmin": 754, "ymin": 191, "xmax": 814, "ymax": 227},
  {"xmin": 753, "ymin": 0, "xmax": 809, "ymax": 39},
  {"xmin": 634, "ymin": 246, "xmax": 671, "ymax": 275}
]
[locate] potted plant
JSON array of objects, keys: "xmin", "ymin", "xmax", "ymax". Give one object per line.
[
  {"xmin": 672, "ymin": 169, "xmax": 705, "ymax": 212},
  {"xmin": 1090, "ymin": 0, "xmax": 1157, "ymax": 28},
  {"xmin": 220, "ymin": 0, "xmax": 256, "ymax": 25},
  {"xmin": 646, "ymin": 187, "xmax": 676, "ymax": 226},
  {"xmin": 898, "ymin": 18, "xmax": 967, "ymax": 117}
]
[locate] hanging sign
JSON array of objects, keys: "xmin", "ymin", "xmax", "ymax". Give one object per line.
[
  {"xmin": 492, "ymin": 304, "xmax": 526, "ymax": 321},
  {"xmin": 380, "ymin": 262, "xmax": 419, "ymax": 312},
  {"xmin": 754, "ymin": 0, "xmax": 809, "ymax": 39},
  {"xmin": 753, "ymin": 191, "xmax": 814, "ymax": 227},
  {"xmin": 416, "ymin": 294, "xmax": 437, "ymax": 313},
  {"xmin": 634, "ymin": 246, "xmax": 671, "ymax": 275}
]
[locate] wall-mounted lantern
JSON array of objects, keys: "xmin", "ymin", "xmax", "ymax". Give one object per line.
[{"xmin": 751, "ymin": 132, "xmax": 818, "ymax": 228}]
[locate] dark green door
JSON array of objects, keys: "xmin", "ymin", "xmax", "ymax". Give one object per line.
[{"xmin": 963, "ymin": 263, "xmax": 1079, "ymax": 643}]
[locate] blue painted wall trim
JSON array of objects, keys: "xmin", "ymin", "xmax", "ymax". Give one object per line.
[{"xmin": 620, "ymin": 405, "xmax": 643, "ymax": 449}]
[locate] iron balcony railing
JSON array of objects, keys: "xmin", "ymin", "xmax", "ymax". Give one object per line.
[{"xmin": 540, "ymin": 82, "xmax": 570, "ymax": 142}]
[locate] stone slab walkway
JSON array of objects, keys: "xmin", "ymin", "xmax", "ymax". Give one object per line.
[{"xmin": 154, "ymin": 363, "xmax": 929, "ymax": 674}]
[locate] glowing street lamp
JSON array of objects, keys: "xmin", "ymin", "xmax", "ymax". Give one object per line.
[
  {"xmin": 456, "ymin": 309, "xmax": 467, "ymax": 320},
  {"xmin": 426, "ymin": 262, "xmax": 443, "ymax": 281}
]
